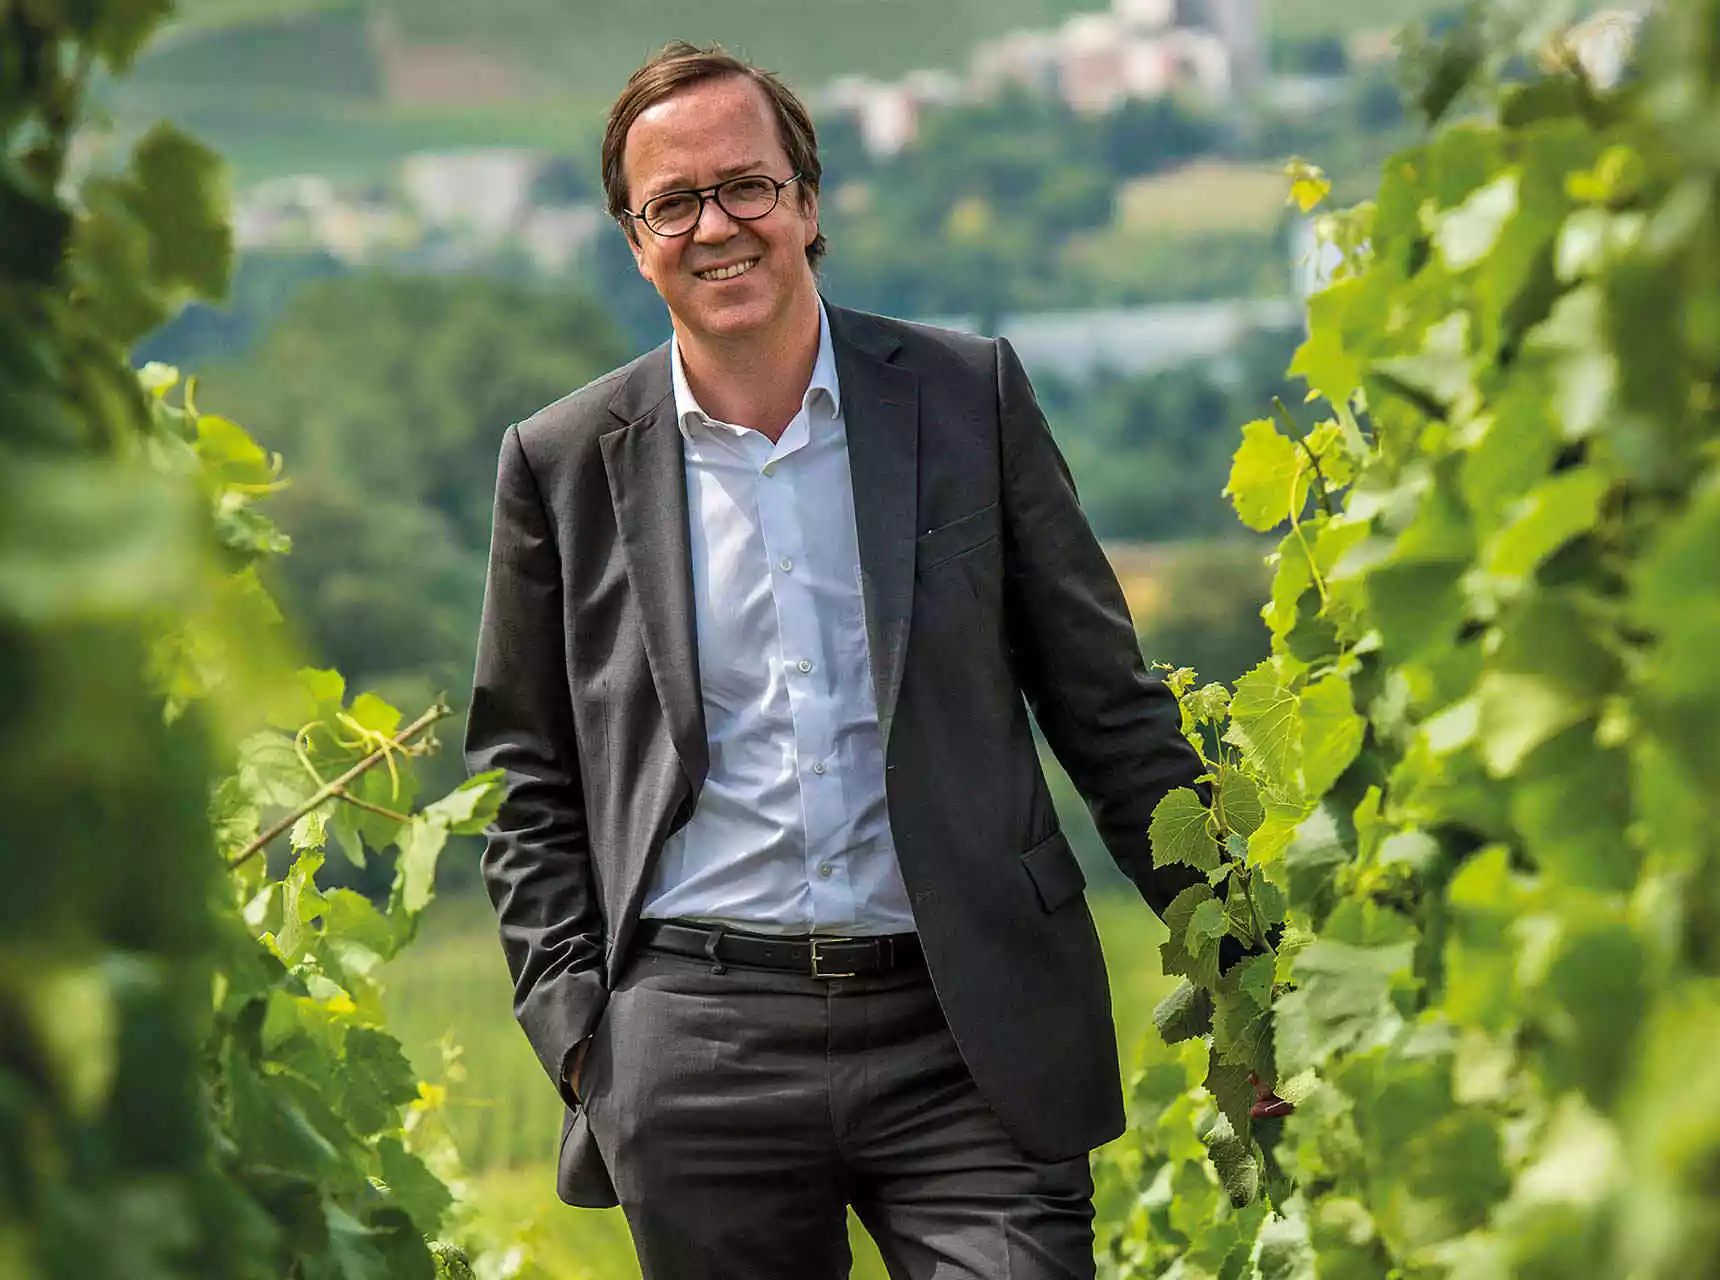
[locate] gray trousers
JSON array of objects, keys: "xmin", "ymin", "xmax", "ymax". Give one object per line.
[{"xmin": 577, "ymin": 944, "xmax": 1096, "ymax": 1279}]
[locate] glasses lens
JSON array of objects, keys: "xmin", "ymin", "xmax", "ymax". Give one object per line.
[
  {"xmin": 718, "ymin": 176, "xmax": 779, "ymax": 220},
  {"xmin": 643, "ymin": 192, "xmax": 700, "ymax": 235}
]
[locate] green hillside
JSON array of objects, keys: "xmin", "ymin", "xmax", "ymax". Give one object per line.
[
  {"xmin": 157, "ymin": 0, "xmax": 1117, "ymax": 97},
  {"xmin": 159, "ymin": 0, "xmax": 1448, "ymax": 89},
  {"xmin": 117, "ymin": 0, "xmax": 1450, "ymax": 182}
]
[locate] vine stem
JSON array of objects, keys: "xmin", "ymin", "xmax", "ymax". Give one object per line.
[
  {"xmin": 1239, "ymin": 865, "xmax": 1274, "ymax": 959},
  {"xmin": 1273, "ymin": 396, "xmax": 1338, "ymax": 518},
  {"xmin": 227, "ymin": 699, "xmax": 450, "ymax": 870},
  {"xmin": 332, "ymin": 790, "xmax": 412, "ymax": 824},
  {"xmin": 1287, "ymin": 452, "xmax": 1330, "ymax": 608}
]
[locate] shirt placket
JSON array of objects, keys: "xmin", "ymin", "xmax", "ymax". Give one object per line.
[{"xmin": 754, "ymin": 412, "xmax": 848, "ymax": 930}]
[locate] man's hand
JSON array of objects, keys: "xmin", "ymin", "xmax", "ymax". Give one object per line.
[{"xmin": 568, "ymin": 1039, "xmax": 591, "ymax": 1101}]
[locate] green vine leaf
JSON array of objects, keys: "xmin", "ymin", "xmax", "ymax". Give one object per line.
[
  {"xmin": 1217, "ymin": 769, "xmax": 1265, "ymax": 838},
  {"xmin": 1161, "ymin": 883, "xmax": 1221, "ymax": 991},
  {"xmin": 1154, "ymin": 979, "xmax": 1215, "ymax": 1046},
  {"xmin": 1150, "ymin": 786, "xmax": 1221, "ymax": 873},
  {"xmin": 1299, "ymin": 675, "xmax": 1364, "ymax": 798},
  {"xmin": 1226, "ymin": 421, "xmax": 1313, "ymax": 533},
  {"xmin": 1214, "ymin": 953, "xmax": 1275, "ymax": 1072},
  {"xmin": 1224, "ymin": 660, "xmax": 1304, "ymax": 793}
]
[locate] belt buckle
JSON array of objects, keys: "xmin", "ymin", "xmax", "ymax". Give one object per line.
[{"xmin": 809, "ymin": 936, "xmax": 856, "ymax": 980}]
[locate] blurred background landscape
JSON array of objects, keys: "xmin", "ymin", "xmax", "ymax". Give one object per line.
[{"xmin": 112, "ymin": 1, "xmax": 1452, "ymax": 1273}]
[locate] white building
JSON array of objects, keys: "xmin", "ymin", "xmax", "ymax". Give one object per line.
[
  {"xmin": 399, "ymin": 148, "xmax": 544, "ymax": 245},
  {"xmin": 1052, "ymin": 13, "xmax": 1231, "ymax": 112},
  {"xmin": 969, "ymin": 29, "xmax": 1062, "ymax": 98},
  {"xmin": 232, "ymin": 175, "xmax": 414, "ymax": 262},
  {"xmin": 821, "ymin": 71, "xmax": 963, "ymax": 157},
  {"xmin": 1205, "ymin": 0, "xmax": 1265, "ymax": 93},
  {"xmin": 1115, "ymin": 0, "xmax": 1179, "ymax": 35},
  {"xmin": 828, "ymin": 0, "xmax": 1256, "ymax": 142},
  {"xmin": 518, "ymin": 204, "xmax": 605, "ymax": 274}
]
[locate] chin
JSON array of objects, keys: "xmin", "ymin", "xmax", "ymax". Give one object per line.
[{"xmin": 683, "ymin": 291, "xmax": 780, "ymax": 339}]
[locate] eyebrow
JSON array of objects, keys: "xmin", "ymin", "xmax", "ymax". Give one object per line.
[{"xmin": 644, "ymin": 159, "xmax": 770, "ymax": 200}]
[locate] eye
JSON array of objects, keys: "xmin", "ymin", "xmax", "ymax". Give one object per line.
[
  {"xmin": 645, "ymin": 192, "xmax": 698, "ymax": 224},
  {"xmin": 723, "ymin": 176, "xmax": 776, "ymax": 204}
]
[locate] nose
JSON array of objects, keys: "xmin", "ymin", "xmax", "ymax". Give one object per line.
[{"xmin": 691, "ymin": 191, "xmax": 740, "ymax": 243}]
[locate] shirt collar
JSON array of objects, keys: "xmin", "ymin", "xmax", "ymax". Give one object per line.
[{"xmin": 670, "ymin": 299, "xmax": 840, "ymax": 440}]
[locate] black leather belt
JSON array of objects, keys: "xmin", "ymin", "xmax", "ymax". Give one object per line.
[{"xmin": 635, "ymin": 919, "xmax": 922, "ymax": 979}]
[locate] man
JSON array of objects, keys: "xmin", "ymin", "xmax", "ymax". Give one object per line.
[{"xmin": 465, "ymin": 42, "xmax": 1213, "ymax": 1279}]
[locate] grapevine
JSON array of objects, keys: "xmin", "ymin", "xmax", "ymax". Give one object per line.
[
  {"xmin": 1, "ymin": 4, "xmax": 501, "ymax": 1277},
  {"xmin": 1102, "ymin": 3, "xmax": 1720, "ymax": 1276}
]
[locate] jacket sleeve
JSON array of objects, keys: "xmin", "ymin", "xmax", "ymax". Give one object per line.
[
  {"xmin": 993, "ymin": 337, "xmax": 1209, "ymax": 920},
  {"xmin": 465, "ymin": 423, "xmax": 605, "ymax": 1108}
]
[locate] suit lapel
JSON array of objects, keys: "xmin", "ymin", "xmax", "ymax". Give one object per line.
[
  {"xmin": 828, "ymin": 304, "xmax": 919, "ymax": 751},
  {"xmin": 600, "ymin": 351, "xmax": 709, "ymax": 796}
]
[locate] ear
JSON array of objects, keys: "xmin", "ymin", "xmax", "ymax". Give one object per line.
[
  {"xmin": 800, "ymin": 188, "xmax": 820, "ymax": 247},
  {"xmin": 621, "ymin": 219, "xmax": 654, "ymax": 283}
]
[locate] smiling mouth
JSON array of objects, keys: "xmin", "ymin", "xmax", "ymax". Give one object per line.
[{"xmin": 695, "ymin": 257, "xmax": 759, "ymax": 282}]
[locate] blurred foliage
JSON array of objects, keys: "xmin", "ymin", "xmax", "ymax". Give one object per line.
[
  {"xmin": 2, "ymin": 0, "xmax": 240, "ymax": 1271},
  {"xmin": 136, "ymin": 248, "xmax": 346, "ymax": 369},
  {"xmin": 1134, "ymin": 543, "xmax": 1272, "ymax": 694},
  {"xmin": 1099, "ymin": 1, "xmax": 1720, "ymax": 1275},
  {"xmin": 819, "ymin": 90, "xmax": 1227, "ymax": 328},
  {"xmin": 190, "ymin": 274, "xmax": 625, "ymax": 903},
  {"xmin": 1, "ymin": 3, "xmax": 512, "ymax": 1276},
  {"xmin": 202, "ymin": 274, "xmax": 624, "ymax": 701},
  {"xmin": 1040, "ymin": 324, "xmax": 1310, "ymax": 542}
]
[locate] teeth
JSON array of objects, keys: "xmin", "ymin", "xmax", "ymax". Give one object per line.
[{"xmin": 698, "ymin": 258, "xmax": 757, "ymax": 281}]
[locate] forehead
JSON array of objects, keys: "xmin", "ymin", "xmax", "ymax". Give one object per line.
[{"xmin": 623, "ymin": 74, "xmax": 788, "ymax": 196}]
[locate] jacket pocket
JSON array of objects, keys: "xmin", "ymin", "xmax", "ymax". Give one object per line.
[
  {"xmin": 1020, "ymin": 830, "xmax": 1086, "ymax": 913},
  {"xmin": 916, "ymin": 500, "xmax": 1001, "ymax": 572}
]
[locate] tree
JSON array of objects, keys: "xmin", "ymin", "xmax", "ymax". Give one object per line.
[{"xmin": 205, "ymin": 273, "xmax": 625, "ymax": 699}]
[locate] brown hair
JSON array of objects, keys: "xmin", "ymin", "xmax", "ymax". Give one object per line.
[{"xmin": 601, "ymin": 41, "xmax": 826, "ymax": 267}]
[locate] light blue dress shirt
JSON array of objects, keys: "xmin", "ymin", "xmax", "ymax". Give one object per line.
[{"xmin": 637, "ymin": 303, "xmax": 916, "ymax": 937}]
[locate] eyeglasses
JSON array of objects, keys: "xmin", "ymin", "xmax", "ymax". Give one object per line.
[{"xmin": 626, "ymin": 172, "xmax": 804, "ymax": 237}]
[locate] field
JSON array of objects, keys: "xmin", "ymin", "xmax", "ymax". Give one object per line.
[
  {"xmin": 1116, "ymin": 161, "xmax": 1294, "ymax": 236},
  {"xmin": 382, "ymin": 888, "xmax": 1175, "ymax": 1277}
]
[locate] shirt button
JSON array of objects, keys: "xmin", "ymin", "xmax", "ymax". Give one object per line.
[
  {"xmin": 817, "ymin": 863, "xmax": 834, "ymax": 879},
  {"xmin": 779, "ymin": 556, "xmax": 793, "ymax": 572},
  {"xmin": 812, "ymin": 760, "xmax": 827, "ymax": 775},
  {"xmin": 797, "ymin": 659, "xmax": 813, "ymax": 673}
]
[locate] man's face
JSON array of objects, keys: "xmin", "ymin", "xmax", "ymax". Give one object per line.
[{"xmin": 621, "ymin": 75, "xmax": 820, "ymax": 343}]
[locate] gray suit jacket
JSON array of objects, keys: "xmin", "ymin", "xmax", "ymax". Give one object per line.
[{"xmin": 465, "ymin": 303, "xmax": 1206, "ymax": 1207}]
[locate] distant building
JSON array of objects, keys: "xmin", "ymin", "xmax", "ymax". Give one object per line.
[
  {"xmin": 862, "ymin": 0, "xmax": 1246, "ymax": 127},
  {"xmin": 1205, "ymin": 0, "xmax": 1265, "ymax": 93},
  {"xmin": 1049, "ymin": 10, "xmax": 1233, "ymax": 113},
  {"xmin": 819, "ymin": 71, "xmax": 963, "ymax": 157},
  {"xmin": 969, "ymin": 30, "xmax": 1062, "ymax": 98},
  {"xmin": 518, "ymin": 204, "xmax": 605, "ymax": 274},
  {"xmin": 232, "ymin": 175, "xmax": 414, "ymax": 263},
  {"xmin": 1115, "ymin": 0, "xmax": 1179, "ymax": 35},
  {"xmin": 1058, "ymin": 13, "xmax": 1139, "ymax": 114},
  {"xmin": 399, "ymin": 149, "xmax": 545, "ymax": 244},
  {"xmin": 1158, "ymin": 27, "xmax": 1234, "ymax": 97}
]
